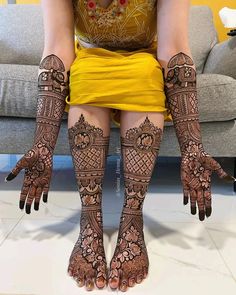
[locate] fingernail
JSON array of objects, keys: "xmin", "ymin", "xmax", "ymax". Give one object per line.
[
  {"xmin": 183, "ymin": 196, "xmax": 188, "ymax": 205},
  {"xmin": 199, "ymin": 211, "xmax": 205, "ymax": 221},
  {"xmin": 26, "ymin": 204, "xmax": 31, "ymax": 214},
  {"xmin": 43, "ymin": 193, "xmax": 48, "ymax": 203},
  {"xmin": 191, "ymin": 207, "xmax": 197, "ymax": 215},
  {"xmin": 5, "ymin": 173, "xmax": 16, "ymax": 182},
  {"xmin": 19, "ymin": 200, "xmax": 25, "ymax": 210},
  {"xmin": 34, "ymin": 203, "xmax": 39, "ymax": 211},
  {"xmin": 206, "ymin": 207, "xmax": 212, "ymax": 217}
]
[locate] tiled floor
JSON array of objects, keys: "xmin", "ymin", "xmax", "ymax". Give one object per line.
[{"xmin": 0, "ymin": 154, "xmax": 236, "ymax": 295}]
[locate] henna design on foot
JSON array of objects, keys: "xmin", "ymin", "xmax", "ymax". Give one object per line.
[
  {"xmin": 109, "ymin": 117, "xmax": 163, "ymax": 291},
  {"xmin": 67, "ymin": 114, "xmax": 110, "ymax": 290},
  {"xmin": 163, "ymin": 52, "xmax": 235, "ymax": 221}
]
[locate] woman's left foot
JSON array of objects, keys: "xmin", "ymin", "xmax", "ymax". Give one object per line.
[{"xmin": 108, "ymin": 208, "xmax": 149, "ymax": 292}]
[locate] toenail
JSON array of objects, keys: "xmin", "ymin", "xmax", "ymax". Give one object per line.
[
  {"xmin": 129, "ymin": 278, "xmax": 135, "ymax": 286},
  {"xmin": 68, "ymin": 270, "xmax": 72, "ymax": 276},
  {"xmin": 136, "ymin": 275, "xmax": 143, "ymax": 283}
]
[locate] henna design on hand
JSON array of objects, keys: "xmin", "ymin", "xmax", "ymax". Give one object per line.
[
  {"xmin": 163, "ymin": 52, "xmax": 235, "ymax": 221},
  {"xmin": 67, "ymin": 114, "xmax": 110, "ymax": 290},
  {"xmin": 5, "ymin": 54, "xmax": 70, "ymax": 213},
  {"xmin": 109, "ymin": 117, "xmax": 163, "ymax": 291}
]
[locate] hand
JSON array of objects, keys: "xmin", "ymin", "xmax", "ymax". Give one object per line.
[
  {"xmin": 180, "ymin": 141, "xmax": 235, "ymax": 221},
  {"xmin": 5, "ymin": 142, "xmax": 53, "ymax": 214}
]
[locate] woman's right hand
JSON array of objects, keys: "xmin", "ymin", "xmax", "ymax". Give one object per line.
[{"xmin": 5, "ymin": 142, "xmax": 53, "ymax": 214}]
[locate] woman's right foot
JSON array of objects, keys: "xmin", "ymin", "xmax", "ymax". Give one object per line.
[{"xmin": 67, "ymin": 207, "xmax": 107, "ymax": 291}]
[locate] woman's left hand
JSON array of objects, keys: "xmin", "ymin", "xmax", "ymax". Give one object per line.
[{"xmin": 180, "ymin": 141, "xmax": 235, "ymax": 221}]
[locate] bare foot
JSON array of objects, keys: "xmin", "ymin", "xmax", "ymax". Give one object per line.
[
  {"xmin": 68, "ymin": 208, "xmax": 107, "ymax": 291},
  {"xmin": 108, "ymin": 208, "xmax": 149, "ymax": 292}
]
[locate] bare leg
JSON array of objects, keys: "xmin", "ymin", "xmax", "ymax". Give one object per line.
[
  {"xmin": 67, "ymin": 105, "xmax": 111, "ymax": 291},
  {"xmin": 108, "ymin": 111, "xmax": 164, "ymax": 292}
]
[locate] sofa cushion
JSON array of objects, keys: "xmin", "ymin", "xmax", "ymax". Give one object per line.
[
  {"xmin": 0, "ymin": 5, "xmax": 44, "ymax": 66},
  {"xmin": 1, "ymin": 64, "xmax": 236, "ymax": 123},
  {"xmin": 188, "ymin": 6, "xmax": 218, "ymax": 74},
  {"xmin": 0, "ymin": 64, "xmax": 68, "ymax": 121},
  {"xmin": 0, "ymin": 5, "xmax": 217, "ymax": 73}
]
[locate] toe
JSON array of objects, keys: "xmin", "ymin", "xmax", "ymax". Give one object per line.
[
  {"xmin": 76, "ymin": 274, "xmax": 85, "ymax": 287},
  {"xmin": 136, "ymin": 273, "xmax": 143, "ymax": 284},
  {"xmin": 85, "ymin": 277, "xmax": 94, "ymax": 291},
  {"xmin": 119, "ymin": 275, "xmax": 128, "ymax": 292},
  {"xmin": 143, "ymin": 267, "xmax": 148, "ymax": 279},
  {"xmin": 128, "ymin": 276, "xmax": 136, "ymax": 287},
  {"xmin": 108, "ymin": 269, "xmax": 120, "ymax": 290},
  {"xmin": 67, "ymin": 259, "xmax": 76, "ymax": 277},
  {"xmin": 95, "ymin": 276, "xmax": 106, "ymax": 289}
]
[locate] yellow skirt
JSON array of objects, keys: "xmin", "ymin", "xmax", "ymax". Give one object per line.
[{"xmin": 64, "ymin": 40, "xmax": 172, "ymax": 127}]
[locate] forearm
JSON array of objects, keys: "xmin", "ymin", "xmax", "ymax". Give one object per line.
[
  {"xmin": 158, "ymin": 50, "xmax": 203, "ymax": 155},
  {"xmin": 34, "ymin": 0, "xmax": 76, "ymax": 152},
  {"xmin": 33, "ymin": 50, "xmax": 75, "ymax": 152}
]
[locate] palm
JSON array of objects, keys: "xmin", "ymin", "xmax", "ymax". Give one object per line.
[
  {"xmin": 5, "ymin": 142, "xmax": 53, "ymax": 214},
  {"xmin": 180, "ymin": 143, "xmax": 234, "ymax": 221}
]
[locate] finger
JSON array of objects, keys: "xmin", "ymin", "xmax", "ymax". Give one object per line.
[
  {"xmin": 25, "ymin": 186, "xmax": 36, "ymax": 214},
  {"xmin": 208, "ymin": 159, "xmax": 236, "ymax": 183},
  {"xmin": 19, "ymin": 173, "xmax": 31, "ymax": 210},
  {"xmin": 196, "ymin": 190, "xmax": 205, "ymax": 221},
  {"xmin": 19, "ymin": 185, "xmax": 30, "ymax": 210},
  {"xmin": 42, "ymin": 183, "xmax": 50, "ymax": 203},
  {"xmin": 204, "ymin": 188, "xmax": 212, "ymax": 218},
  {"xmin": 189, "ymin": 189, "xmax": 197, "ymax": 215},
  {"xmin": 34, "ymin": 187, "xmax": 43, "ymax": 211},
  {"xmin": 5, "ymin": 158, "xmax": 26, "ymax": 182},
  {"xmin": 183, "ymin": 188, "xmax": 189, "ymax": 205}
]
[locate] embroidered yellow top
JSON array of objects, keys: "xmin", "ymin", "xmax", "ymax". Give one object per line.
[{"xmin": 72, "ymin": 0, "xmax": 157, "ymax": 50}]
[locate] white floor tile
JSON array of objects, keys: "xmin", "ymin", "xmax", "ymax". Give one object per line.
[
  {"xmin": 205, "ymin": 222, "xmax": 236, "ymax": 280},
  {"xmin": 0, "ymin": 155, "xmax": 235, "ymax": 294}
]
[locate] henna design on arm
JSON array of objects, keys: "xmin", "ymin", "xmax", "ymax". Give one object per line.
[
  {"xmin": 5, "ymin": 54, "xmax": 70, "ymax": 213},
  {"xmin": 34, "ymin": 54, "xmax": 70, "ymax": 151},
  {"xmin": 163, "ymin": 52, "xmax": 235, "ymax": 221}
]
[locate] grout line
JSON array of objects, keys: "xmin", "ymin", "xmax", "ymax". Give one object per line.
[
  {"xmin": 0, "ymin": 213, "xmax": 25, "ymax": 247},
  {"xmin": 205, "ymin": 226, "xmax": 236, "ymax": 283}
]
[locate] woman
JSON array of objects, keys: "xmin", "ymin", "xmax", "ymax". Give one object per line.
[{"xmin": 5, "ymin": 0, "xmax": 235, "ymax": 292}]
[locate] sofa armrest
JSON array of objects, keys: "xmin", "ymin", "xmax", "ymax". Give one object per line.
[{"xmin": 203, "ymin": 37, "xmax": 236, "ymax": 79}]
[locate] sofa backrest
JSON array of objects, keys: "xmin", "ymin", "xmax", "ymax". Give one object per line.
[{"xmin": 0, "ymin": 4, "xmax": 218, "ymax": 73}]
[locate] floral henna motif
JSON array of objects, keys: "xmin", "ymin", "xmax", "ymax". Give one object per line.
[
  {"xmin": 109, "ymin": 117, "xmax": 162, "ymax": 291},
  {"xmin": 68, "ymin": 208, "xmax": 107, "ymax": 288},
  {"xmin": 163, "ymin": 52, "xmax": 235, "ymax": 221},
  {"xmin": 68, "ymin": 114, "xmax": 110, "ymax": 290},
  {"xmin": 5, "ymin": 54, "xmax": 70, "ymax": 213}
]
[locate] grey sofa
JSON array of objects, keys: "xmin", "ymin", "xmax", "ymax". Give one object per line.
[{"xmin": 0, "ymin": 5, "xmax": 236, "ymax": 187}]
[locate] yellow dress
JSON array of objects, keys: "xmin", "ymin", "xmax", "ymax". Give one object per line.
[{"xmin": 64, "ymin": 0, "xmax": 173, "ymax": 126}]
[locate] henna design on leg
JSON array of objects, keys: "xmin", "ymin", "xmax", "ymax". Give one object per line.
[
  {"xmin": 109, "ymin": 116, "xmax": 163, "ymax": 291},
  {"xmin": 67, "ymin": 114, "xmax": 110, "ymax": 290}
]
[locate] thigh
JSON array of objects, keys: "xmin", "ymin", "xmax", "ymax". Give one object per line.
[
  {"xmin": 120, "ymin": 111, "xmax": 165, "ymax": 137},
  {"xmin": 68, "ymin": 105, "xmax": 111, "ymax": 137}
]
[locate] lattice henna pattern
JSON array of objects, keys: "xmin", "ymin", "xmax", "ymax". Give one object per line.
[
  {"xmin": 108, "ymin": 117, "xmax": 163, "ymax": 291},
  {"xmin": 67, "ymin": 114, "xmax": 110, "ymax": 290}
]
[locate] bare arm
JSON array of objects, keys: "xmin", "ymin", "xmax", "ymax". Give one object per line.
[
  {"xmin": 5, "ymin": 0, "xmax": 76, "ymax": 214},
  {"xmin": 156, "ymin": 0, "xmax": 235, "ymax": 221}
]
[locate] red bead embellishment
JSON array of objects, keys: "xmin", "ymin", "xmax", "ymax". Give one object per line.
[{"xmin": 87, "ymin": 0, "xmax": 96, "ymax": 10}]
